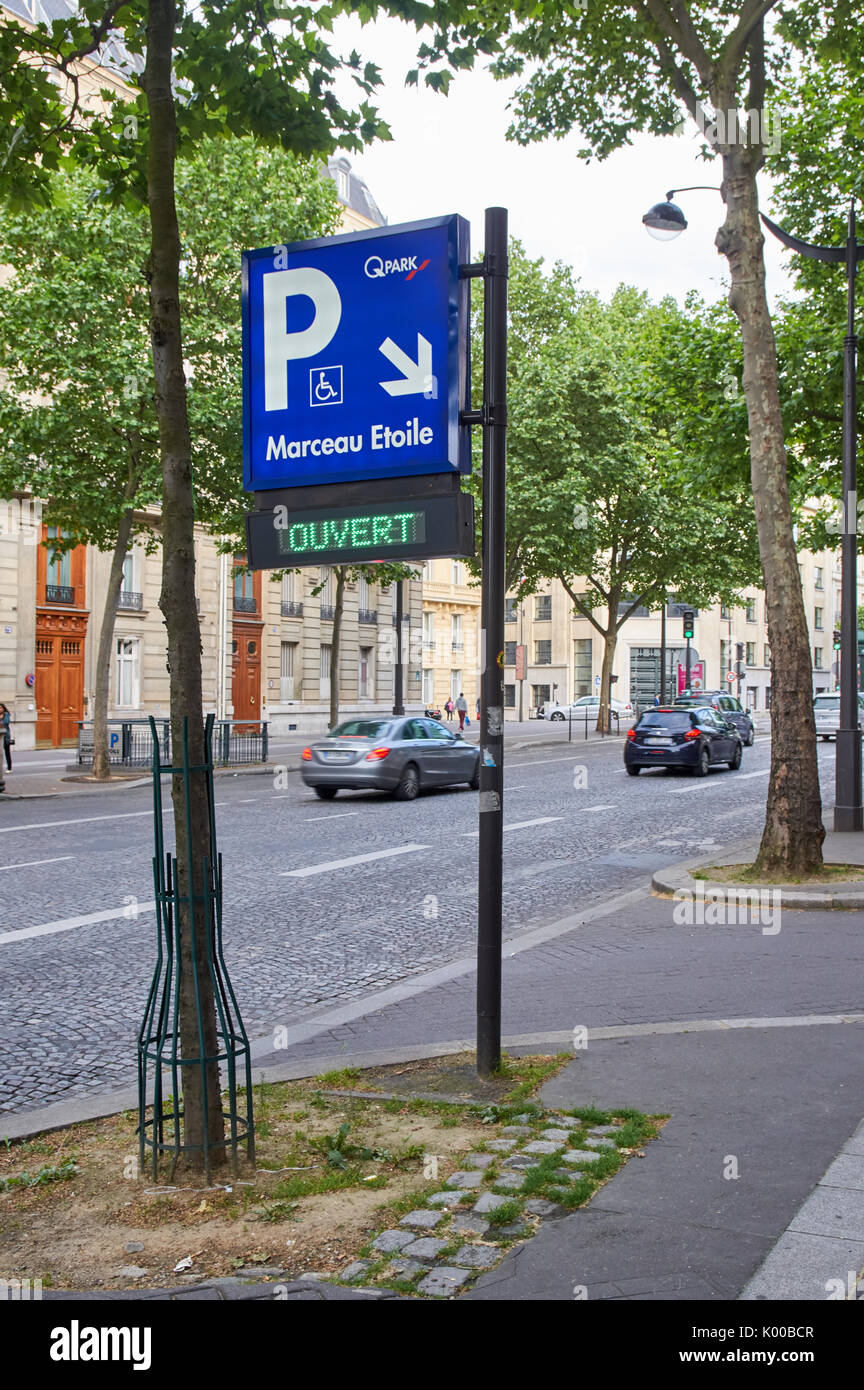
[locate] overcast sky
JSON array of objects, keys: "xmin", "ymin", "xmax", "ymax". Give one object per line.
[{"xmin": 331, "ymin": 13, "xmax": 795, "ymax": 311}]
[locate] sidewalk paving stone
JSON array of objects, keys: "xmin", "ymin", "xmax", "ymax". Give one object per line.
[
  {"xmin": 371, "ymin": 1230, "xmax": 416, "ymax": 1254},
  {"xmin": 399, "ymin": 1210, "xmax": 444, "ymax": 1230},
  {"xmin": 401, "ymin": 1237, "xmax": 449, "ymax": 1261},
  {"xmin": 445, "ymin": 1170, "xmax": 483, "ymax": 1189},
  {"xmin": 417, "ymin": 1267, "xmax": 473, "ymax": 1296}
]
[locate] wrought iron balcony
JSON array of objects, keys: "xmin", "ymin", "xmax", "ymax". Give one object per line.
[
  {"xmin": 281, "ymin": 600, "xmax": 304, "ymax": 618},
  {"xmin": 320, "ymin": 604, "xmax": 335, "ymax": 621},
  {"xmin": 358, "ymin": 608, "xmax": 378, "ymax": 624},
  {"xmin": 45, "ymin": 584, "xmax": 74, "ymax": 604},
  {"xmin": 233, "ymin": 595, "xmax": 257, "ymax": 613},
  {"xmin": 117, "ymin": 590, "xmax": 143, "ymax": 611}
]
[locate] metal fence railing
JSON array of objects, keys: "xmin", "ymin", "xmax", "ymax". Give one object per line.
[{"xmin": 76, "ymin": 719, "xmax": 268, "ymax": 768}]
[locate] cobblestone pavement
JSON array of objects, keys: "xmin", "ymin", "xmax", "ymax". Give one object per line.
[{"xmin": 0, "ymin": 735, "xmax": 832, "ymax": 1114}]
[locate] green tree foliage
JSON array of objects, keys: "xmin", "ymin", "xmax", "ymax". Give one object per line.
[{"xmin": 477, "ymin": 245, "xmax": 760, "ymax": 727}]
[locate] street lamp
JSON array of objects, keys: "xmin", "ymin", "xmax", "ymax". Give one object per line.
[{"xmin": 644, "ymin": 188, "xmax": 864, "ymax": 832}]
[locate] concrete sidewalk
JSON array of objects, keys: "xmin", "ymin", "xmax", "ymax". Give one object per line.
[{"xmin": 13, "ymin": 839, "xmax": 864, "ymax": 1303}]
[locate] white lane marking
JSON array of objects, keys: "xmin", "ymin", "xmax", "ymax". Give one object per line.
[
  {"xmin": 0, "ymin": 900, "xmax": 156, "ymax": 947},
  {"xmin": 237, "ymin": 798, "xmax": 257, "ymax": 803},
  {"xmin": 0, "ymin": 856, "xmax": 74, "ymax": 872},
  {"xmin": 504, "ymin": 785, "xmax": 528, "ymax": 792},
  {"xmin": 669, "ymin": 767, "xmax": 770, "ymax": 794},
  {"xmin": 304, "ymin": 812, "xmax": 360, "ymax": 823},
  {"xmin": 506, "ymin": 754, "xmax": 595, "ymax": 769},
  {"xmin": 0, "ymin": 808, "xmax": 169, "ymax": 835},
  {"xmin": 279, "ymin": 843, "xmax": 429, "ymax": 877},
  {"xmin": 462, "ymin": 816, "xmax": 562, "ymax": 839},
  {"xmin": 579, "ymin": 803, "xmax": 617, "ymax": 812}
]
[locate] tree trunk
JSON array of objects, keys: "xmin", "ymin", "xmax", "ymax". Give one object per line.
[
  {"xmin": 144, "ymin": 0, "xmax": 225, "ymax": 1167},
  {"xmin": 596, "ymin": 619, "xmax": 618, "ymax": 734},
  {"xmin": 717, "ymin": 151, "xmax": 824, "ymax": 874},
  {"xmin": 92, "ymin": 505, "xmax": 136, "ymax": 781},
  {"xmin": 329, "ymin": 565, "xmax": 346, "ymax": 729}
]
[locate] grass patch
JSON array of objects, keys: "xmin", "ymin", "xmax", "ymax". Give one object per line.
[
  {"xmin": 0, "ymin": 1158, "xmax": 78, "ymax": 1192},
  {"xmin": 314, "ymin": 1066, "xmax": 363, "ymax": 1088},
  {"xmin": 692, "ymin": 863, "xmax": 864, "ymax": 886}
]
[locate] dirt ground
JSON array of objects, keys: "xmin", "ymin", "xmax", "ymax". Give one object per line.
[{"xmin": 0, "ymin": 1052, "xmax": 569, "ymax": 1291}]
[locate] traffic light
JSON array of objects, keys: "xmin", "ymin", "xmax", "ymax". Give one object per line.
[
  {"xmin": 833, "ymin": 629, "xmax": 842, "ymax": 651},
  {"xmin": 736, "ymin": 642, "xmax": 745, "ymax": 662},
  {"xmin": 682, "ymin": 610, "xmax": 695, "ymax": 639}
]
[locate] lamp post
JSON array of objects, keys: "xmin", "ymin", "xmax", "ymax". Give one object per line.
[{"xmin": 644, "ymin": 190, "xmax": 864, "ymax": 832}]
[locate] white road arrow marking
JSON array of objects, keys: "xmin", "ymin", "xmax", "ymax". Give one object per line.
[{"xmin": 379, "ymin": 334, "xmax": 434, "ymax": 396}]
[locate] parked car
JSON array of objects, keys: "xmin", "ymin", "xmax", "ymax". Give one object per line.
[
  {"xmin": 673, "ymin": 691, "xmax": 755, "ymax": 745},
  {"xmin": 813, "ymin": 691, "xmax": 864, "ymax": 740},
  {"xmin": 624, "ymin": 706, "xmax": 743, "ymax": 776},
  {"xmin": 539, "ymin": 695, "xmax": 634, "ymax": 722},
  {"xmin": 301, "ymin": 716, "xmax": 480, "ymax": 800}
]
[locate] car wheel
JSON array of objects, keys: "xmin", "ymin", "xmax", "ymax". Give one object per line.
[
  {"xmin": 745, "ymin": 729, "xmax": 755, "ymax": 746},
  {"xmin": 728, "ymin": 743, "xmax": 743, "ymax": 770},
  {"xmin": 468, "ymin": 761, "xmax": 480, "ymax": 790},
  {"xmin": 314, "ymin": 786, "xmax": 338, "ymax": 800},
  {"xmin": 394, "ymin": 762, "xmax": 420, "ymax": 800},
  {"xmin": 693, "ymin": 747, "xmax": 710, "ymax": 777},
  {"xmin": 626, "ymin": 765, "xmax": 640, "ymax": 776},
  {"xmin": 551, "ymin": 712, "xmax": 565, "ymax": 721}
]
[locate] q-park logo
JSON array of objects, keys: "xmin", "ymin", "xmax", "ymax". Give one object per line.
[{"xmin": 364, "ymin": 253, "xmax": 430, "ymax": 282}]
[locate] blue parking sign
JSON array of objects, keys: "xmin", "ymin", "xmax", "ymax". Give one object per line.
[{"xmin": 242, "ymin": 214, "xmax": 471, "ymax": 491}]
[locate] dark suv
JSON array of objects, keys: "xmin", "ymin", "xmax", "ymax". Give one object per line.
[{"xmin": 673, "ymin": 691, "xmax": 754, "ymax": 745}]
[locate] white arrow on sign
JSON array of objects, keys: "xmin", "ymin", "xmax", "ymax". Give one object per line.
[{"xmin": 379, "ymin": 333, "xmax": 434, "ymax": 397}]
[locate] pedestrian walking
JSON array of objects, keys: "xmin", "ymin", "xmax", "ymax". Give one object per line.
[
  {"xmin": 445, "ymin": 698, "xmax": 454, "ymax": 721},
  {"xmin": 475, "ymin": 697, "xmax": 480, "ymax": 722},
  {"xmin": 455, "ymin": 691, "xmax": 468, "ymax": 730},
  {"xmin": 0, "ymin": 703, "xmax": 12, "ymax": 772}
]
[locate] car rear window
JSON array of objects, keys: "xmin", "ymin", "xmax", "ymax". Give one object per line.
[
  {"xmin": 330, "ymin": 719, "xmax": 392, "ymax": 738},
  {"xmin": 638, "ymin": 711, "xmax": 693, "ymax": 729},
  {"xmin": 813, "ymin": 697, "xmax": 840, "ymax": 710}
]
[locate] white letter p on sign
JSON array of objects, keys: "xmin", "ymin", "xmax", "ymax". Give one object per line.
[{"xmin": 263, "ymin": 267, "xmax": 341, "ymax": 411}]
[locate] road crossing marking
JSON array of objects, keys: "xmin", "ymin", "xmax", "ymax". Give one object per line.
[
  {"xmin": 669, "ymin": 768, "xmax": 770, "ymax": 793},
  {"xmin": 304, "ymin": 812, "xmax": 360, "ymax": 823},
  {"xmin": 279, "ymin": 843, "xmax": 430, "ymax": 877}
]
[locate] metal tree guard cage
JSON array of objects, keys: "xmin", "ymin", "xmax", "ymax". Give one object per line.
[{"xmin": 138, "ymin": 714, "xmax": 254, "ymax": 1181}]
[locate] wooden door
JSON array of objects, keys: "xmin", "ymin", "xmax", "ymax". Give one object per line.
[
  {"xmin": 34, "ymin": 628, "xmax": 85, "ymax": 746},
  {"xmin": 35, "ymin": 636, "xmax": 59, "ymax": 745},
  {"xmin": 232, "ymin": 623, "xmax": 262, "ymax": 732}
]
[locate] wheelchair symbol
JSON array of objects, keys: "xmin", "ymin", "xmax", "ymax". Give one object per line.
[{"xmin": 309, "ymin": 365, "xmax": 343, "ymax": 407}]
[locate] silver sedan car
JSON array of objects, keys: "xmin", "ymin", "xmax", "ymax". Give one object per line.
[{"xmin": 301, "ymin": 716, "xmax": 480, "ymax": 801}]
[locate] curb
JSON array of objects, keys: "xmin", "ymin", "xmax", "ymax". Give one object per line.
[{"xmin": 652, "ymin": 860, "xmax": 864, "ymax": 910}]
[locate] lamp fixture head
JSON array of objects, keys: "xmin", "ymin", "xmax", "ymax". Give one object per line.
[{"xmin": 642, "ymin": 199, "xmax": 687, "ymax": 240}]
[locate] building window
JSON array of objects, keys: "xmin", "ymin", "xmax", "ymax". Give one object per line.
[
  {"xmin": 813, "ymin": 647, "xmax": 824, "ymax": 670},
  {"xmin": 451, "ymin": 561, "xmax": 463, "ymax": 586},
  {"xmin": 423, "ymin": 669, "xmax": 434, "ymax": 705},
  {"xmin": 814, "ymin": 565, "xmax": 823, "ymax": 589},
  {"xmin": 720, "ymin": 639, "xmax": 731, "ymax": 678},
  {"xmin": 531, "ymin": 684, "xmax": 551, "ymax": 709},
  {"xmin": 746, "ymin": 642, "xmax": 756, "ymax": 666},
  {"xmin": 320, "ymin": 643, "xmax": 332, "ymax": 699},
  {"xmin": 233, "ymin": 558, "xmax": 256, "ymax": 612},
  {"xmin": 451, "ymin": 614, "xmax": 463, "ymax": 651},
  {"xmin": 814, "ymin": 606, "xmax": 823, "ymax": 630},
  {"xmin": 450, "ymin": 670, "xmax": 462, "ymax": 701},
  {"xmin": 504, "ymin": 684, "xmax": 516, "ymax": 708},
  {"xmin": 505, "ymin": 641, "xmax": 517, "ymax": 666},
  {"xmin": 720, "ymin": 604, "xmax": 731, "ymax": 621},
  {"xmin": 535, "ymin": 595, "xmax": 552, "ymax": 621},
  {"xmin": 764, "ymin": 644, "xmax": 771, "ymax": 667},
  {"xmin": 746, "ymin": 598, "xmax": 757, "ymax": 623},
  {"xmin": 534, "ymin": 640, "xmax": 552, "ymax": 665},
  {"xmin": 573, "ymin": 638, "xmax": 592, "ymax": 697},
  {"xmin": 115, "ymin": 637, "xmax": 140, "ymax": 708},
  {"xmin": 359, "ymin": 646, "xmax": 373, "ymax": 698},
  {"xmin": 280, "ymin": 641, "xmax": 297, "ymax": 700},
  {"xmin": 281, "ymin": 572, "xmax": 295, "ymax": 604},
  {"xmin": 505, "ymin": 597, "xmax": 518, "ymax": 623},
  {"xmin": 766, "ymin": 687, "xmax": 772, "ymax": 709}
]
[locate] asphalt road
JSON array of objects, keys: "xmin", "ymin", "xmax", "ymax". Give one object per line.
[{"xmin": 0, "ymin": 731, "xmax": 837, "ymax": 1114}]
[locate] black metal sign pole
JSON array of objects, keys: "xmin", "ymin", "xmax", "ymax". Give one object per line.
[{"xmin": 477, "ymin": 208, "xmax": 508, "ymax": 1077}]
